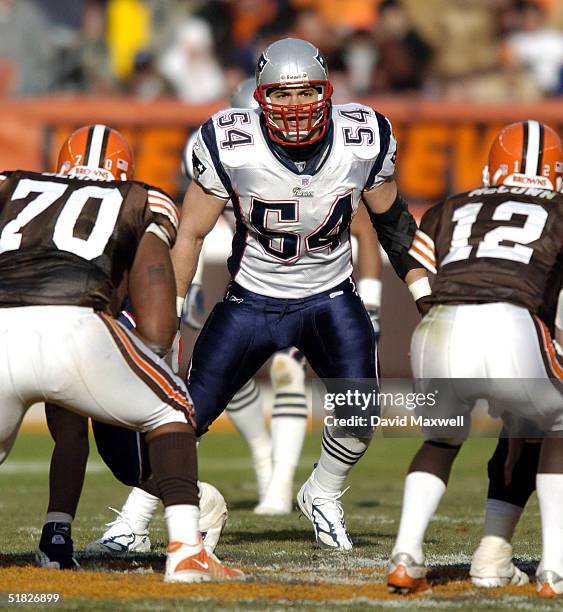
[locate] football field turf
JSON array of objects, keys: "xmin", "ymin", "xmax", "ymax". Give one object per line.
[{"xmin": 0, "ymin": 429, "xmax": 556, "ymax": 610}]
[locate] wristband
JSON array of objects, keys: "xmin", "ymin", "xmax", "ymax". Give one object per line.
[
  {"xmin": 358, "ymin": 278, "xmax": 382, "ymax": 308},
  {"xmin": 176, "ymin": 296, "xmax": 185, "ymax": 318},
  {"xmin": 408, "ymin": 277, "xmax": 432, "ymax": 302}
]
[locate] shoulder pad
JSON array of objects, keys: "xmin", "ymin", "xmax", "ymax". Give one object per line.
[
  {"xmin": 209, "ymin": 108, "xmax": 261, "ymax": 168},
  {"xmin": 333, "ymin": 104, "xmax": 390, "ymax": 161},
  {"xmin": 131, "ymin": 180, "xmax": 176, "ymax": 204}
]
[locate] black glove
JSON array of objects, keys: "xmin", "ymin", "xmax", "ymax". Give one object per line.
[{"xmin": 416, "ymin": 296, "xmax": 432, "ymax": 317}]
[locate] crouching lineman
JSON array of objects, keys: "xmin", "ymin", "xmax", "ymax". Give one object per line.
[
  {"xmin": 0, "ymin": 124, "xmax": 242, "ymax": 582},
  {"xmin": 33, "ymin": 141, "xmax": 230, "ymax": 568},
  {"xmin": 387, "ymin": 121, "xmax": 563, "ymax": 598},
  {"xmin": 174, "ymin": 37, "xmax": 430, "ymax": 550}
]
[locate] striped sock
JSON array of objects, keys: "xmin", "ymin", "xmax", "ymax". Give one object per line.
[{"xmin": 315, "ymin": 427, "xmax": 369, "ymax": 493}]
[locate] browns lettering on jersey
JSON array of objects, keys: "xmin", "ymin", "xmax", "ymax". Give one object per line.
[
  {"xmin": 0, "ymin": 171, "xmax": 178, "ymax": 310},
  {"xmin": 409, "ymin": 185, "xmax": 563, "ymax": 328}
]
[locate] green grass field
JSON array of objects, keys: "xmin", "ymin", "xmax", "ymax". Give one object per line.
[{"xmin": 0, "ymin": 429, "xmax": 555, "ymax": 610}]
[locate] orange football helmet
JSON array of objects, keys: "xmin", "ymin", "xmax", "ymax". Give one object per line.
[
  {"xmin": 483, "ymin": 120, "xmax": 562, "ymax": 192},
  {"xmin": 57, "ymin": 124, "xmax": 134, "ymax": 181}
]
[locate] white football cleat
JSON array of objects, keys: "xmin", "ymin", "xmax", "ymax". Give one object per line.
[
  {"xmin": 165, "ymin": 542, "xmax": 244, "ymax": 583},
  {"xmin": 297, "ymin": 475, "xmax": 352, "ymax": 550},
  {"xmin": 537, "ymin": 570, "xmax": 563, "ymax": 598},
  {"xmin": 84, "ymin": 507, "xmax": 151, "ymax": 556},
  {"xmin": 199, "ymin": 482, "xmax": 228, "ymax": 554},
  {"xmin": 470, "ymin": 536, "xmax": 529, "ymax": 587}
]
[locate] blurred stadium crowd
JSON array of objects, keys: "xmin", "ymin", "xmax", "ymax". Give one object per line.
[{"xmin": 0, "ymin": 0, "xmax": 562, "ymax": 102}]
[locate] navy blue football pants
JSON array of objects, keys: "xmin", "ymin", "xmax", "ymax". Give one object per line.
[
  {"xmin": 94, "ymin": 278, "xmax": 377, "ymax": 485},
  {"xmin": 189, "ymin": 278, "xmax": 378, "ymax": 435}
]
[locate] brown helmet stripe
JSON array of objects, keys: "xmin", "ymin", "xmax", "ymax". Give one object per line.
[
  {"xmin": 520, "ymin": 121, "xmax": 529, "ymax": 173},
  {"xmin": 99, "ymin": 126, "xmax": 111, "ymax": 167},
  {"xmin": 537, "ymin": 122, "xmax": 545, "ymax": 176}
]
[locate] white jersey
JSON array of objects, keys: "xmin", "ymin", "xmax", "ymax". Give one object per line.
[
  {"xmin": 183, "ymin": 130, "xmax": 236, "ymax": 227},
  {"xmin": 191, "ymin": 103, "xmax": 396, "ymax": 298}
]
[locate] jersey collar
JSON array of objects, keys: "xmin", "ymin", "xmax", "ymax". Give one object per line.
[{"xmin": 259, "ymin": 114, "xmax": 334, "ymax": 177}]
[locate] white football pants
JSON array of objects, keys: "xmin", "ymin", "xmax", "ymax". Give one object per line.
[
  {"xmin": 411, "ymin": 303, "xmax": 563, "ymax": 434},
  {"xmin": 0, "ymin": 306, "xmax": 193, "ymax": 464}
]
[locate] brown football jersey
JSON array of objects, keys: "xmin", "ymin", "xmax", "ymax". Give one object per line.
[
  {"xmin": 409, "ymin": 185, "xmax": 563, "ymax": 329},
  {"xmin": 0, "ymin": 170, "xmax": 179, "ymax": 310}
]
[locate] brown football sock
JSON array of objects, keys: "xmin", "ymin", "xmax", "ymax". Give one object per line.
[
  {"xmin": 45, "ymin": 403, "xmax": 89, "ymax": 517},
  {"xmin": 147, "ymin": 429, "xmax": 198, "ymax": 507}
]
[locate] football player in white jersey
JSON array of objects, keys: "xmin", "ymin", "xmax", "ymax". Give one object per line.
[
  {"xmin": 174, "ymin": 38, "xmax": 430, "ymax": 550},
  {"xmin": 182, "ymin": 77, "xmax": 384, "ymax": 516},
  {"xmin": 85, "ymin": 73, "xmax": 387, "ymax": 557}
]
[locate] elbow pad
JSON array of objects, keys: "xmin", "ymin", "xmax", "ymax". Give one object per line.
[{"xmin": 365, "ymin": 194, "xmax": 420, "ymax": 280}]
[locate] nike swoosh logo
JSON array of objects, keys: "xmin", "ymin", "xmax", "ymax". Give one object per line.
[{"xmin": 193, "ymin": 559, "xmax": 209, "ymax": 569}]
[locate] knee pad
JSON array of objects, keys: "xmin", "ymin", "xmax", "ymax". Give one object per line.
[{"xmin": 487, "ymin": 437, "xmax": 539, "ymax": 507}]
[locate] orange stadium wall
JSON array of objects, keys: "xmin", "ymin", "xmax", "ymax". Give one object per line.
[{"xmin": 0, "ymin": 96, "xmax": 561, "ymax": 376}]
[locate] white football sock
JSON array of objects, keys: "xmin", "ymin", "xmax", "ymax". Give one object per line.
[
  {"xmin": 482, "ymin": 498, "xmax": 523, "ymax": 541},
  {"xmin": 226, "ymin": 379, "xmax": 272, "ymax": 497},
  {"xmin": 268, "ymin": 351, "xmax": 308, "ymax": 498},
  {"xmin": 313, "ymin": 427, "xmax": 368, "ymax": 493},
  {"xmin": 164, "ymin": 504, "xmax": 201, "ymax": 548},
  {"xmin": 393, "ymin": 471, "xmax": 447, "ymax": 564},
  {"xmin": 268, "ymin": 416, "xmax": 306, "ymax": 496},
  {"xmin": 537, "ymin": 473, "xmax": 563, "ymax": 575},
  {"xmin": 121, "ymin": 487, "xmax": 160, "ymax": 531},
  {"xmin": 44, "ymin": 512, "xmax": 73, "ymax": 525}
]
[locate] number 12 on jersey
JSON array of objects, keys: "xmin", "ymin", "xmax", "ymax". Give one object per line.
[{"xmin": 443, "ymin": 199, "xmax": 548, "ymax": 266}]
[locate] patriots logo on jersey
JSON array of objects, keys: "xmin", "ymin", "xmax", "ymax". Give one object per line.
[{"xmin": 193, "ymin": 151, "xmax": 207, "ymax": 179}]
